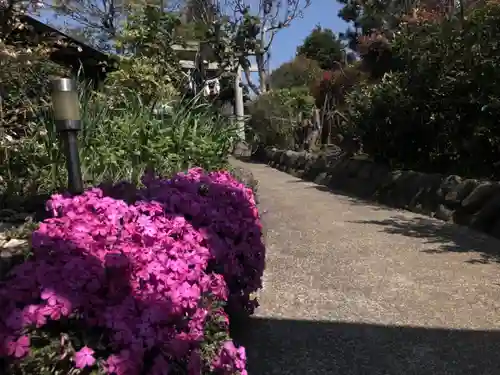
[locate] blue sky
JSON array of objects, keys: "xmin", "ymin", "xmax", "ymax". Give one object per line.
[{"xmin": 268, "ymin": 1, "xmax": 348, "ymax": 70}]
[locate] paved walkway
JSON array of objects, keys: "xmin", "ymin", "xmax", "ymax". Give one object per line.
[{"xmin": 230, "ymin": 159, "xmax": 500, "ymax": 375}]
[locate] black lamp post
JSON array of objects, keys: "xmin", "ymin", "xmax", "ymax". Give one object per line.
[{"xmin": 50, "ymin": 78, "xmax": 84, "ymax": 195}]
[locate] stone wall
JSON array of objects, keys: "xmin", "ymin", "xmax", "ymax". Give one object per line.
[{"xmin": 262, "ymin": 148, "xmax": 500, "ymax": 239}]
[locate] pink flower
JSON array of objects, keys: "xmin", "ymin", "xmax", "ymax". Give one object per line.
[
  {"xmin": 0, "ymin": 168, "xmax": 263, "ymax": 375},
  {"xmin": 212, "ymin": 340, "xmax": 247, "ymax": 374},
  {"xmin": 105, "ymin": 350, "xmax": 136, "ymax": 375},
  {"xmin": 201, "ymin": 274, "xmax": 228, "ymax": 300},
  {"xmin": 7, "ymin": 335, "xmax": 30, "ymax": 358},
  {"xmin": 41, "ymin": 288, "xmax": 60, "ymax": 306},
  {"xmin": 74, "ymin": 346, "xmax": 96, "ymax": 368}
]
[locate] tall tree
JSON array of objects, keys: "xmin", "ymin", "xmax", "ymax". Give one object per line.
[
  {"xmin": 336, "ymin": 0, "xmax": 459, "ymax": 52},
  {"xmin": 49, "ymin": 0, "xmax": 125, "ymax": 43},
  {"xmin": 336, "ymin": 0, "xmax": 415, "ymax": 50},
  {"xmin": 46, "ymin": 0, "xmax": 179, "ymax": 50},
  {"xmin": 206, "ymin": 0, "xmax": 311, "ymax": 96},
  {"xmin": 184, "ymin": 0, "xmax": 218, "ymax": 23},
  {"xmin": 296, "ymin": 25, "xmax": 345, "ymax": 70}
]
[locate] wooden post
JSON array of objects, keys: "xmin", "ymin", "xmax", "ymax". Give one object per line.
[{"xmin": 234, "ymin": 64, "xmax": 245, "ymax": 140}]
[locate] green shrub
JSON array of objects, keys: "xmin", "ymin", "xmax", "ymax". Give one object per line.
[
  {"xmin": 347, "ymin": 2, "xmax": 500, "ymax": 177},
  {"xmin": 0, "ymin": 86, "xmax": 237, "ymax": 201},
  {"xmin": 110, "ymin": 3, "xmax": 183, "ymax": 106},
  {"xmin": 296, "ymin": 26, "xmax": 345, "ymax": 71},
  {"xmin": 0, "ymin": 49, "xmax": 65, "ymax": 200},
  {"xmin": 270, "ymin": 55, "xmax": 323, "ymax": 90},
  {"xmin": 0, "ymin": 3, "xmax": 237, "ymax": 204},
  {"xmin": 247, "ymin": 87, "xmax": 315, "ymax": 149}
]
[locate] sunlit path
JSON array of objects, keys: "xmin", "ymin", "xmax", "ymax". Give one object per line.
[{"xmin": 230, "ymin": 158, "xmax": 500, "ymax": 375}]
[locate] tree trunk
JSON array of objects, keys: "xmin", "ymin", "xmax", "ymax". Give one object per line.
[
  {"xmin": 307, "ymin": 108, "xmax": 321, "ymax": 150},
  {"xmin": 256, "ymin": 51, "xmax": 267, "ymax": 94}
]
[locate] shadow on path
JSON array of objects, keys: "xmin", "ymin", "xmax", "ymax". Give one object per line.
[
  {"xmin": 233, "ymin": 316, "xmax": 500, "ymax": 375},
  {"xmin": 282, "ymin": 173, "xmax": 500, "ymax": 264},
  {"xmin": 351, "ymin": 215, "xmax": 500, "ymax": 264}
]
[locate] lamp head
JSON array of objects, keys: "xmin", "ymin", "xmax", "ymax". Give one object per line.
[{"xmin": 51, "ymin": 78, "xmax": 81, "ymax": 131}]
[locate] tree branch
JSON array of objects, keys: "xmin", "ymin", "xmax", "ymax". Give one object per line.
[{"xmin": 240, "ymin": 56, "xmax": 261, "ymax": 95}]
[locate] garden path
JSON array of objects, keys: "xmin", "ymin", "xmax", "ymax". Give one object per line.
[{"xmin": 230, "ymin": 158, "xmax": 500, "ymax": 375}]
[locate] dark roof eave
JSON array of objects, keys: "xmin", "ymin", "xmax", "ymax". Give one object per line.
[{"xmin": 19, "ymin": 15, "xmax": 119, "ymax": 72}]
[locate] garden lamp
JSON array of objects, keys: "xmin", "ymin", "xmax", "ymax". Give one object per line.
[{"xmin": 51, "ymin": 77, "xmax": 83, "ymax": 194}]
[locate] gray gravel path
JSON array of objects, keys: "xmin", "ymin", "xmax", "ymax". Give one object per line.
[{"xmin": 230, "ymin": 159, "xmax": 500, "ymax": 375}]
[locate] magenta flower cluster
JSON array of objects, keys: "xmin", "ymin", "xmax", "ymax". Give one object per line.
[
  {"xmin": 0, "ymin": 168, "xmax": 265, "ymax": 374},
  {"xmin": 136, "ymin": 168, "xmax": 265, "ymax": 316}
]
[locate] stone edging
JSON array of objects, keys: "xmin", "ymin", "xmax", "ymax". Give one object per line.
[
  {"xmin": 0, "ymin": 222, "xmax": 30, "ymax": 279},
  {"xmin": 262, "ymin": 147, "xmax": 500, "ymax": 239}
]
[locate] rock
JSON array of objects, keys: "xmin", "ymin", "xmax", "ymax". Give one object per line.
[
  {"xmin": 289, "ymin": 169, "xmax": 303, "ymax": 178},
  {"xmin": 461, "ymin": 182, "xmax": 500, "ymax": 213},
  {"xmin": 410, "ymin": 174, "xmax": 443, "ymax": 215},
  {"xmin": 390, "ymin": 171, "xmax": 422, "ymax": 208},
  {"xmin": 3, "ymin": 238, "xmax": 28, "ymax": 250},
  {"xmin": 262, "ymin": 147, "xmax": 500, "ymax": 239},
  {"xmin": 303, "ymin": 156, "xmax": 325, "ymax": 181},
  {"xmin": 329, "ymin": 158, "xmax": 349, "ymax": 174},
  {"xmin": 437, "ymin": 175, "xmax": 462, "ymax": 198},
  {"xmin": 285, "ymin": 151, "xmax": 300, "ymax": 170},
  {"xmin": 410, "ymin": 203, "xmax": 425, "ymax": 215},
  {"xmin": 436, "ymin": 174, "xmax": 462, "ymax": 209},
  {"xmin": 443, "ymin": 179, "xmax": 479, "ymax": 207},
  {"xmin": 400, "ymin": 171, "xmax": 426, "ymax": 204},
  {"xmin": 295, "ymin": 152, "xmax": 307, "ymax": 170},
  {"xmin": 349, "ymin": 177, "xmax": 376, "ymax": 198},
  {"xmin": 279, "ymin": 151, "xmax": 288, "ymax": 166},
  {"xmin": 435, "ymin": 204, "xmax": 454, "ymax": 222},
  {"xmin": 378, "ymin": 170, "xmax": 404, "ymax": 193},
  {"xmin": 357, "ymin": 162, "xmax": 372, "ymax": 180},
  {"xmin": 233, "ymin": 141, "xmax": 251, "ymax": 158},
  {"xmin": 265, "ymin": 148, "xmax": 275, "ymax": 161},
  {"xmin": 302, "ymin": 156, "xmax": 319, "ymax": 180},
  {"xmin": 314, "ymin": 172, "xmax": 330, "ymax": 186},
  {"xmin": 370, "ymin": 165, "xmax": 392, "ymax": 192},
  {"xmin": 345, "ymin": 160, "xmax": 363, "ymax": 177},
  {"xmin": 468, "ymin": 194, "xmax": 500, "ymax": 231},
  {"xmin": 272, "ymin": 150, "xmax": 283, "ymax": 165}
]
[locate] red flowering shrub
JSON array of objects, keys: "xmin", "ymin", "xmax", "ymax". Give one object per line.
[
  {"xmin": 311, "ymin": 63, "xmax": 367, "ymax": 109},
  {"xmin": 0, "ymin": 168, "xmax": 264, "ymax": 374}
]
